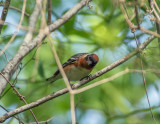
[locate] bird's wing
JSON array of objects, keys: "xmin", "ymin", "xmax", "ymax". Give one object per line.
[{"xmin": 53, "ymin": 53, "xmax": 89, "ymax": 76}]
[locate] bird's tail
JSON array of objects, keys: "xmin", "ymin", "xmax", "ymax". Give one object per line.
[{"xmin": 46, "ymin": 76, "xmax": 58, "ymax": 83}]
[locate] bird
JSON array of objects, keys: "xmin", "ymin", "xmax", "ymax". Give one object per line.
[{"xmin": 46, "ymin": 53, "xmax": 99, "ymax": 83}]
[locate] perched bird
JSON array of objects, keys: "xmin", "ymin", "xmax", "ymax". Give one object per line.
[{"xmin": 46, "ymin": 53, "xmax": 99, "ymax": 83}]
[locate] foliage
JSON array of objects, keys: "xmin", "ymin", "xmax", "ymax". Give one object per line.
[{"xmin": 0, "ymin": 0, "xmax": 160, "ymax": 124}]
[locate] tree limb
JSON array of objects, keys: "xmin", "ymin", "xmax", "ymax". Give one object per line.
[
  {"xmin": 0, "ymin": 0, "xmax": 11, "ymax": 34},
  {"xmin": 0, "ymin": 35, "xmax": 156, "ymax": 123}
]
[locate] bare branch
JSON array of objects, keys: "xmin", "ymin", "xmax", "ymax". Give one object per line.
[
  {"xmin": 134, "ymin": 0, "xmax": 140, "ymax": 28},
  {"xmin": 0, "ymin": 35, "xmax": 155, "ymax": 123},
  {"xmin": 0, "ymin": 72, "xmax": 39, "ymax": 123},
  {"xmin": 0, "ymin": 0, "xmax": 11, "ymax": 34},
  {"xmin": 47, "ymin": 0, "xmax": 52, "ymax": 25},
  {"xmin": 0, "ymin": 105, "xmax": 23, "ymax": 123},
  {"xmin": 70, "ymin": 94, "xmax": 76, "ymax": 124},
  {"xmin": 27, "ymin": 116, "xmax": 54, "ymax": 124},
  {"xmin": 0, "ymin": 4, "xmax": 30, "ymax": 17},
  {"xmin": 152, "ymin": 0, "xmax": 160, "ymax": 13},
  {"xmin": 119, "ymin": 1, "xmax": 160, "ymax": 38},
  {"xmin": 108, "ymin": 105, "xmax": 160, "ymax": 122},
  {"xmin": 133, "ymin": 32, "xmax": 157, "ymax": 124},
  {"xmin": 0, "ymin": 0, "xmax": 27, "ymax": 57},
  {"xmin": 148, "ymin": 0, "xmax": 160, "ymax": 55}
]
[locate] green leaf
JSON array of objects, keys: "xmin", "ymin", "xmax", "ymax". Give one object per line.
[{"xmin": 38, "ymin": 61, "xmax": 45, "ymax": 78}]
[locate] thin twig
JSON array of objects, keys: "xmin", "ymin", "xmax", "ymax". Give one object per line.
[
  {"xmin": 0, "ymin": 4, "xmax": 30, "ymax": 17},
  {"xmin": 120, "ymin": 1, "xmax": 160, "ymax": 38},
  {"xmin": 0, "ymin": 48, "xmax": 11, "ymax": 65},
  {"xmin": 27, "ymin": 116, "xmax": 54, "ymax": 124},
  {"xmin": 0, "ymin": 0, "xmax": 27, "ymax": 57},
  {"xmin": 0, "ymin": 20, "xmax": 39, "ymax": 32},
  {"xmin": 70, "ymin": 94, "xmax": 76, "ymax": 124},
  {"xmin": 47, "ymin": 0, "xmax": 52, "ymax": 25},
  {"xmin": 40, "ymin": 1, "xmax": 75, "ymax": 123},
  {"xmin": 0, "ymin": 65, "xmax": 22, "ymax": 99},
  {"xmin": 48, "ymin": 36, "xmax": 75, "ymax": 123},
  {"xmin": 0, "ymin": 50, "xmax": 37, "ymax": 99},
  {"xmin": 108, "ymin": 105, "xmax": 160, "ymax": 122},
  {"xmin": 133, "ymin": 32, "xmax": 157, "ymax": 124},
  {"xmin": 0, "ymin": 105, "xmax": 23, "ymax": 124},
  {"xmin": 148, "ymin": 0, "xmax": 160, "ymax": 55},
  {"xmin": 48, "ymin": 37, "xmax": 72, "ymax": 92},
  {"xmin": 121, "ymin": 1, "xmax": 157, "ymax": 122},
  {"xmin": 134, "ymin": 0, "xmax": 140, "ymax": 28},
  {"xmin": 0, "ymin": 72, "xmax": 39, "ymax": 124},
  {"xmin": 150, "ymin": 0, "xmax": 160, "ymax": 23},
  {"xmin": 152, "ymin": 0, "xmax": 160, "ymax": 13},
  {"xmin": 0, "ymin": 0, "xmax": 11, "ymax": 34}
]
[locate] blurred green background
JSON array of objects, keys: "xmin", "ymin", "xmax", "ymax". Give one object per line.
[{"xmin": 0, "ymin": 0, "xmax": 160, "ymax": 124}]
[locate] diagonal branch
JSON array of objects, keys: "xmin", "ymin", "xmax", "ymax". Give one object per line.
[
  {"xmin": 148, "ymin": 0, "xmax": 160, "ymax": 54},
  {"xmin": 0, "ymin": 35, "xmax": 156, "ymax": 123},
  {"xmin": 0, "ymin": 0, "xmax": 42, "ymax": 96},
  {"xmin": 108, "ymin": 105, "xmax": 160, "ymax": 122},
  {"xmin": 0, "ymin": 72, "xmax": 39, "ymax": 123},
  {"xmin": 119, "ymin": 1, "xmax": 160, "ymax": 38},
  {"xmin": 0, "ymin": 0, "xmax": 91, "ymax": 96},
  {"xmin": 0, "ymin": 4, "xmax": 30, "ymax": 17},
  {"xmin": 133, "ymin": 33, "xmax": 157, "ymax": 124},
  {"xmin": 47, "ymin": 0, "xmax": 52, "ymax": 25},
  {"xmin": 0, "ymin": 105, "xmax": 23, "ymax": 123},
  {"xmin": 0, "ymin": 0, "xmax": 11, "ymax": 34}
]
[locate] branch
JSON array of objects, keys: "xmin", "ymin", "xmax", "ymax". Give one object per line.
[
  {"xmin": 0, "ymin": 0, "xmax": 27, "ymax": 58},
  {"xmin": 119, "ymin": 1, "xmax": 160, "ymax": 38},
  {"xmin": 0, "ymin": 0, "xmax": 91, "ymax": 96},
  {"xmin": 148, "ymin": 0, "xmax": 160, "ymax": 54},
  {"xmin": 0, "ymin": 105, "xmax": 23, "ymax": 123},
  {"xmin": 133, "ymin": 33, "xmax": 157, "ymax": 123},
  {"xmin": 108, "ymin": 105, "xmax": 160, "ymax": 122},
  {"xmin": 47, "ymin": 0, "xmax": 52, "ymax": 25},
  {"xmin": 0, "ymin": 35, "xmax": 156, "ymax": 123},
  {"xmin": 27, "ymin": 116, "xmax": 54, "ymax": 124},
  {"xmin": 0, "ymin": 0, "xmax": 11, "ymax": 34},
  {"xmin": 0, "ymin": 0, "xmax": 41, "ymax": 95},
  {"xmin": 0, "ymin": 4, "xmax": 30, "ymax": 17},
  {"xmin": 73, "ymin": 35, "xmax": 155, "ymax": 87},
  {"xmin": 0, "ymin": 72, "xmax": 39, "ymax": 123}
]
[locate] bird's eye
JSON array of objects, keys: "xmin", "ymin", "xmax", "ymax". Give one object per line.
[
  {"xmin": 85, "ymin": 55, "xmax": 94, "ymax": 62},
  {"xmin": 89, "ymin": 56, "xmax": 92, "ymax": 60},
  {"xmin": 85, "ymin": 55, "xmax": 93, "ymax": 61}
]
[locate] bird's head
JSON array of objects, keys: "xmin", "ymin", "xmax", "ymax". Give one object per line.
[{"xmin": 84, "ymin": 54, "xmax": 99, "ymax": 67}]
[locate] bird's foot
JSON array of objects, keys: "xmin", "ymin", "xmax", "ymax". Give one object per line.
[{"xmin": 80, "ymin": 75, "xmax": 91, "ymax": 81}]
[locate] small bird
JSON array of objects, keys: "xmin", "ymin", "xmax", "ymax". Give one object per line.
[{"xmin": 46, "ymin": 53, "xmax": 99, "ymax": 83}]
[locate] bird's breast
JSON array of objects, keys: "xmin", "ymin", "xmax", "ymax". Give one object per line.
[{"xmin": 64, "ymin": 64, "xmax": 91, "ymax": 81}]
